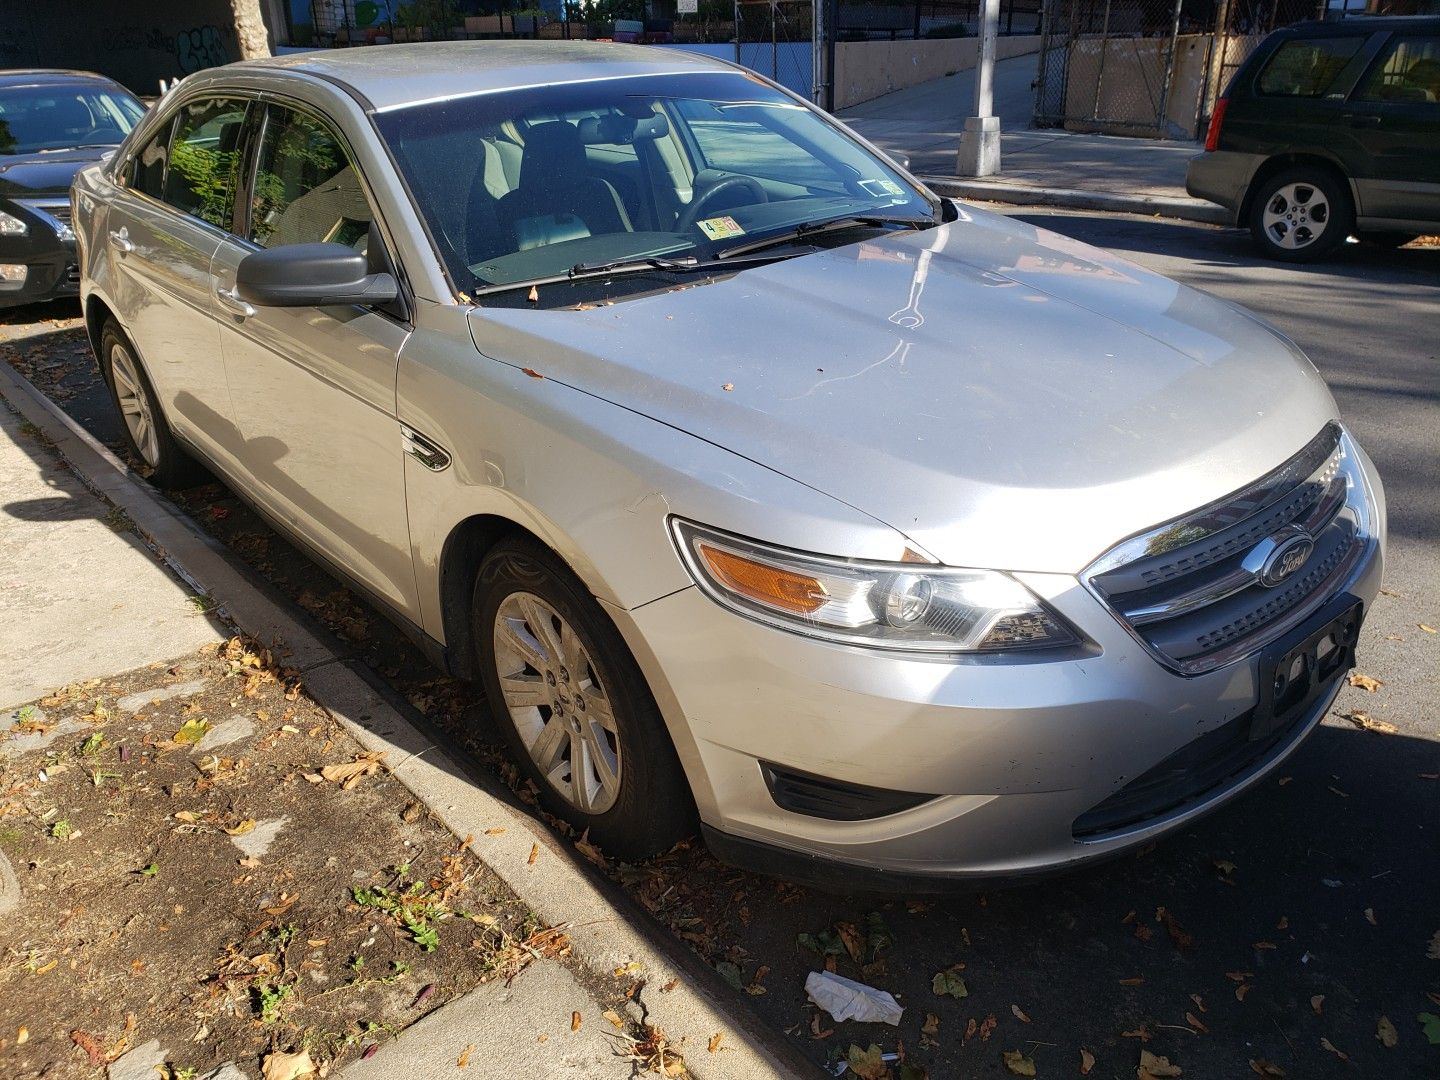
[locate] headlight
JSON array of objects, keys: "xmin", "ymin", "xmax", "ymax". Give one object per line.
[
  {"xmin": 671, "ymin": 520, "xmax": 1077, "ymax": 653},
  {"xmin": 0, "ymin": 210, "xmax": 27, "ymax": 237}
]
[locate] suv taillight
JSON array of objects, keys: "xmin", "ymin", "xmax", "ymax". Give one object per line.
[{"xmin": 1204, "ymin": 98, "xmax": 1228, "ymax": 153}]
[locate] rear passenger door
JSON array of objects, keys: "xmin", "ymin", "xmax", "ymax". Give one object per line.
[
  {"xmin": 1346, "ymin": 33, "xmax": 1440, "ymax": 223},
  {"xmin": 209, "ymin": 101, "xmax": 420, "ymax": 620},
  {"xmin": 106, "ymin": 95, "xmax": 250, "ymax": 468}
]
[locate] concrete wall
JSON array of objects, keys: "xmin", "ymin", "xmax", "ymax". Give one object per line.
[
  {"xmin": 1060, "ymin": 33, "xmax": 1212, "ymax": 138},
  {"xmin": 832, "ymin": 35, "xmax": 1042, "ymax": 110},
  {"xmin": 0, "ymin": 0, "xmax": 265, "ymax": 94}
]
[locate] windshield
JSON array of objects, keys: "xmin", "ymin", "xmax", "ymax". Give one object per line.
[
  {"xmin": 0, "ymin": 83, "xmax": 145, "ymax": 156},
  {"xmin": 374, "ymin": 71, "xmax": 936, "ymax": 298}
]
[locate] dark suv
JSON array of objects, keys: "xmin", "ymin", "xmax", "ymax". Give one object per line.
[{"xmin": 1187, "ymin": 16, "xmax": 1440, "ymax": 261}]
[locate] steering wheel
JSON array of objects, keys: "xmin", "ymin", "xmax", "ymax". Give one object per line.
[{"xmin": 677, "ymin": 175, "xmax": 769, "ymax": 232}]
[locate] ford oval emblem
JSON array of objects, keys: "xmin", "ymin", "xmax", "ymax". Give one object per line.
[{"xmin": 1259, "ymin": 532, "xmax": 1314, "ymax": 588}]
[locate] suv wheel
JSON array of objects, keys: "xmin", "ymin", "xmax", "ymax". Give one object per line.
[
  {"xmin": 99, "ymin": 320, "xmax": 205, "ymax": 488},
  {"xmin": 1248, "ymin": 167, "xmax": 1353, "ymax": 262},
  {"xmin": 472, "ymin": 538, "xmax": 696, "ymax": 861}
]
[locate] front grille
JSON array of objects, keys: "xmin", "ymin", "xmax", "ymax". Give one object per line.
[{"xmin": 1085, "ymin": 423, "xmax": 1371, "ymax": 674}]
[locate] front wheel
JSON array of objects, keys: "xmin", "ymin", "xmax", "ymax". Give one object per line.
[
  {"xmin": 472, "ymin": 538, "xmax": 696, "ymax": 861},
  {"xmin": 1248, "ymin": 167, "xmax": 1353, "ymax": 262}
]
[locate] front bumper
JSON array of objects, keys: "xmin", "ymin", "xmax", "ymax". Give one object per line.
[
  {"xmin": 0, "ymin": 204, "xmax": 80, "ymax": 310},
  {"xmin": 617, "ymin": 494, "xmax": 1383, "ymax": 888},
  {"xmin": 1185, "ymin": 150, "xmax": 1267, "ymax": 225}
]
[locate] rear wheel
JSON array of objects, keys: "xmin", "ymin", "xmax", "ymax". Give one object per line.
[
  {"xmin": 1248, "ymin": 167, "xmax": 1353, "ymax": 262},
  {"xmin": 99, "ymin": 320, "xmax": 204, "ymax": 488},
  {"xmin": 472, "ymin": 538, "xmax": 695, "ymax": 861}
]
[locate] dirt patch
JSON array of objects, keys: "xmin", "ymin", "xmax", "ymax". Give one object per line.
[{"xmin": 0, "ymin": 638, "xmax": 558, "ymax": 1080}]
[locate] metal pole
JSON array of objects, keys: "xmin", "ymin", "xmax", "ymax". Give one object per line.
[
  {"xmin": 1089, "ymin": 0, "xmax": 1111, "ymax": 122},
  {"xmin": 771, "ymin": 0, "xmax": 779, "ymax": 82},
  {"xmin": 956, "ymin": 0, "xmax": 1001, "ymax": 174},
  {"xmin": 812, "ymin": 0, "xmax": 825, "ymax": 103},
  {"xmin": 735, "ymin": 0, "xmax": 742, "ymax": 64},
  {"xmin": 1154, "ymin": 0, "xmax": 1184, "ymax": 138},
  {"xmin": 824, "ymin": 0, "xmax": 837, "ymax": 110}
]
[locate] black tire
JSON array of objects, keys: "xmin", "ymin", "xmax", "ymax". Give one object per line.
[
  {"xmin": 98, "ymin": 319, "xmax": 205, "ymax": 489},
  {"xmin": 1247, "ymin": 167, "xmax": 1353, "ymax": 263},
  {"xmin": 472, "ymin": 537, "xmax": 696, "ymax": 861},
  {"xmin": 1358, "ymin": 231, "xmax": 1420, "ymax": 249}
]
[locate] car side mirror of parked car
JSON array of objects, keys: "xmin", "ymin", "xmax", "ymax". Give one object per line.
[{"xmin": 235, "ymin": 242, "xmax": 399, "ymax": 308}]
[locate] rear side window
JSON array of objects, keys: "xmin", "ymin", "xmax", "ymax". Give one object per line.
[
  {"xmin": 162, "ymin": 96, "xmax": 249, "ymax": 229},
  {"xmin": 1257, "ymin": 37, "xmax": 1365, "ymax": 97},
  {"xmin": 1356, "ymin": 35, "xmax": 1440, "ymax": 104},
  {"xmin": 128, "ymin": 115, "xmax": 175, "ymax": 200}
]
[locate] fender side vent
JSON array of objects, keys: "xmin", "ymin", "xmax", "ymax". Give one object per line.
[{"xmin": 761, "ymin": 762, "xmax": 935, "ymax": 821}]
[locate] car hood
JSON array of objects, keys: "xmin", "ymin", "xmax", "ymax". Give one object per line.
[
  {"xmin": 466, "ymin": 207, "xmax": 1339, "ymax": 574},
  {"xmin": 0, "ymin": 147, "xmax": 112, "ymax": 197}
]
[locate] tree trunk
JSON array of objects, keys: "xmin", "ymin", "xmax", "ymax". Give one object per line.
[{"xmin": 230, "ymin": 0, "xmax": 273, "ymax": 59}]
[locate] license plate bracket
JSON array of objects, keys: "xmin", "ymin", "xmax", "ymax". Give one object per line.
[{"xmin": 1251, "ymin": 595, "xmax": 1363, "ymax": 742}]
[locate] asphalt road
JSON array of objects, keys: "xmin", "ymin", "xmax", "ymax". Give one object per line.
[{"xmin": 3, "ymin": 212, "xmax": 1437, "ymax": 1079}]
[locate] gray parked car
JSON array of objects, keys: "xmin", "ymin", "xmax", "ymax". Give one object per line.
[{"xmin": 72, "ymin": 42, "xmax": 1385, "ymax": 888}]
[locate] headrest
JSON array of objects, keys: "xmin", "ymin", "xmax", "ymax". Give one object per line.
[{"xmin": 519, "ymin": 121, "xmax": 586, "ymax": 189}]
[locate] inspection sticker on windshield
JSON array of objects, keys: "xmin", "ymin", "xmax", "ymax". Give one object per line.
[
  {"xmin": 697, "ymin": 215, "xmax": 746, "ymax": 241},
  {"xmin": 859, "ymin": 179, "xmax": 905, "ymax": 197}
]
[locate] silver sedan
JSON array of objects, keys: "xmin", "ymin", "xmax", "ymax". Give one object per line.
[{"xmin": 72, "ymin": 42, "xmax": 1385, "ymax": 887}]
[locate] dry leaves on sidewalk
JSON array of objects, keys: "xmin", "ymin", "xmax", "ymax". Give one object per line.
[{"xmin": 317, "ymin": 751, "xmax": 387, "ymax": 790}]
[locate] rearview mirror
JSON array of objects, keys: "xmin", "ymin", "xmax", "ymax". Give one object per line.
[{"xmin": 236, "ymin": 242, "xmax": 399, "ymax": 308}]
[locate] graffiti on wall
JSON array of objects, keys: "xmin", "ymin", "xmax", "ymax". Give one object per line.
[{"xmin": 174, "ymin": 25, "xmax": 231, "ymax": 72}]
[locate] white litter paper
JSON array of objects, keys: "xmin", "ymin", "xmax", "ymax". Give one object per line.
[{"xmin": 805, "ymin": 970, "xmax": 904, "ymax": 1025}]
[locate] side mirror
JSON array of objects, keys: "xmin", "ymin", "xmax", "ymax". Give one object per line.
[{"xmin": 235, "ymin": 242, "xmax": 399, "ymax": 308}]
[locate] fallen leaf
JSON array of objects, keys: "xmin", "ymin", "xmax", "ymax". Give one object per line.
[
  {"xmin": 1249, "ymin": 1060, "xmax": 1286, "ymax": 1077},
  {"xmin": 1002, "ymin": 1049, "xmax": 1036, "ymax": 1076},
  {"xmin": 17, "ymin": 1026, "xmax": 29, "ymax": 1045},
  {"xmin": 1081, "ymin": 1048, "xmax": 1096, "ymax": 1075},
  {"xmin": 932, "ymin": 968, "xmax": 968, "ymax": 998},
  {"xmin": 922, "ymin": 1013, "xmax": 940, "ymax": 1036},
  {"xmin": 1119, "ymin": 977, "xmax": 1145, "ymax": 986},
  {"xmin": 571, "ymin": 1011, "xmax": 582, "ymax": 1032},
  {"xmin": 484, "ymin": 827, "xmax": 506, "ymax": 836},
  {"xmin": 172, "ymin": 718, "xmax": 211, "ymax": 745},
  {"xmin": 1348, "ymin": 672, "xmax": 1383, "ymax": 692},
  {"xmin": 1377, "ymin": 1016, "xmax": 1398, "ymax": 1048},
  {"xmin": 521, "ymin": 366, "xmax": 544, "ymax": 379},
  {"xmin": 528, "ymin": 842, "xmax": 540, "ymax": 865},
  {"xmin": 1011, "ymin": 1004, "xmax": 1031, "ymax": 1023},
  {"xmin": 261, "ymin": 1049, "xmax": 316, "ymax": 1080},
  {"xmin": 224, "ymin": 819, "xmax": 257, "ymax": 836},
  {"xmin": 1365, "ymin": 908, "xmax": 1376, "ymax": 926},
  {"xmin": 457, "ymin": 1044, "xmax": 474, "ymax": 1067},
  {"xmin": 1427, "ymin": 930, "xmax": 1440, "ymax": 960},
  {"xmin": 979, "ymin": 1014, "xmax": 997, "ymax": 1041},
  {"xmin": 1214, "ymin": 859, "xmax": 1237, "ymax": 876},
  {"xmin": 1343, "ymin": 710, "xmax": 1398, "ymax": 734},
  {"xmin": 1122, "ymin": 1025, "xmax": 1152, "ymax": 1042},
  {"xmin": 1138, "ymin": 1049, "xmax": 1182, "ymax": 1078},
  {"xmin": 526, "ymin": 286, "xmax": 539, "ymax": 303},
  {"xmin": 1190, "ymin": 994, "xmax": 1206, "ymax": 1013},
  {"xmin": 319, "ymin": 753, "xmax": 384, "ymax": 790},
  {"xmin": 1253, "ymin": 941, "xmax": 1277, "ymax": 950},
  {"xmin": 1236, "ymin": 984, "xmax": 1252, "ymax": 1002},
  {"xmin": 603, "ymin": 1009, "xmax": 626, "ymax": 1029},
  {"xmin": 708, "ymin": 1033, "xmax": 723, "ymax": 1054},
  {"xmin": 1320, "ymin": 1037, "xmax": 1348, "ymax": 1062},
  {"xmin": 1186, "ymin": 1012, "xmax": 1208, "ymax": 1034},
  {"xmin": 70, "ymin": 1030, "xmax": 104, "ymax": 1067},
  {"xmin": 1311, "ymin": 995, "xmax": 1325, "ymax": 1015},
  {"xmin": 1419, "ymin": 624, "xmax": 1435, "ymax": 633},
  {"xmin": 836, "ymin": 921, "xmax": 866, "ymax": 964},
  {"xmin": 847, "ymin": 1044, "xmax": 891, "ymax": 1080},
  {"xmin": 1275, "ymin": 916, "xmax": 1289, "ymax": 931},
  {"xmin": 1419, "ymin": 1013, "xmax": 1440, "ymax": 1045}
]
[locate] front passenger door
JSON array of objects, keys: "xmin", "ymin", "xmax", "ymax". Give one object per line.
[{"xmin": 211, "ymin": 102, "xmax": 420, "ymax": 620}]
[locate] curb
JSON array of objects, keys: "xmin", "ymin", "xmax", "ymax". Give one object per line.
[
  {"xmin": 922, "ymin": 175, "xmax": 1233, "ymax": 225},
  {"xmin": 0, "ymin": 360, "xmax": 812, "ymax": 1079}
]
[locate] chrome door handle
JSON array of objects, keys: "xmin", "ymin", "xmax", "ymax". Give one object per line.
[
  {"xmin": 215, "ymin": 285, "xmax": 256, "ymax": 318},
  {"xmin": 108, "ymin": 229, "xmax": 134, "ymax": 253},
  {"xmin": 1343, "ymin": 113, "xmax": 1381, "ymax": 127}
]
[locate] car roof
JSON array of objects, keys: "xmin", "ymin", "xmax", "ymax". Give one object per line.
[
  {"xmin": 1281, "ymin": 14, "xmax": 1440, "ymax": 38},
  {"xmin": 0, "ymin": 69, "xmax": 125, "ymax": 89},
  {"xmin": 218, "ymin": 40, "xmax": 741, "ymax": 112}
]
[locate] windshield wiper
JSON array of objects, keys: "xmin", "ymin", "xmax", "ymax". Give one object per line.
[
  {"xmin": 470, "ymin": 250, "xmax": 804, "ymax": 298},
  {"xmin": 716, "ymin": 214, "xmax": 933, "ymax": 260}
]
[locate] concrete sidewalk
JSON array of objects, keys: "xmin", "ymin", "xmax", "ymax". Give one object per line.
[
  {"xmin": 0, "ymin": 359, "xmax": 806, "ymax": 1079},
  {"xmin": 840, "ymin": 54, "xmax": 1226, "ymax": 223}
]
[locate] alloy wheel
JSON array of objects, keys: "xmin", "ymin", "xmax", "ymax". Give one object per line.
[
  {"xmin": 492, "ymin": 592, "xmax": 622, "ymax": 814},
  {"xmin": 1260, "ymin": 182, "xmax": 1331, "ymax": 251},
  {"xmin": 109, "ymin": 342, "xmax": 160, "ymax": 467}
]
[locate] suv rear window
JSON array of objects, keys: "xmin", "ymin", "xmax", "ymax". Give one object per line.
[{"xmin": 1257, "ymin": 37, "xmax": 1365, "ymax": 97}]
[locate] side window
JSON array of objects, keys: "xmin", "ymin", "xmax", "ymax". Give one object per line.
[
  {"xmin": 162, "ymin": 96, "xmax": 249, "ymax": 228},
  {"xmin": 128, "ymin": 114, "xmax": 175, "ymax": 199},
  {"xmin": 1356, "ymin": 36, "xmax": 1440, "ymax": 104},
  {"xmin": 249, "ymin": 105, "xmax": 372, "ymax": 250},
  {"xmin": 1256, "ymin": 38, "xmax": 1365, "ymax": 98}
]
